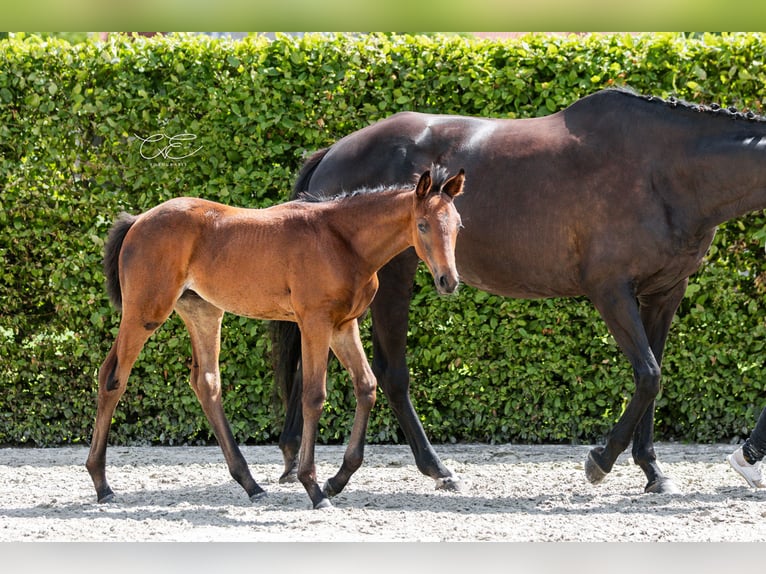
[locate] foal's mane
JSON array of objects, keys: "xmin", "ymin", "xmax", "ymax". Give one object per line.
[
  {"xmin": 609, "ymin": 86, "xmax": 766, "ymax": 123},
  {"xmin": 297, "ymin": 164, "xmax": 452, "ymax": 204}
]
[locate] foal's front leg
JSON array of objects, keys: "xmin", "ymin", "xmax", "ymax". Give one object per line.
[
  {"xmin": 323, "ymin": 319, "xmax": 377, "ymax": 499},
  {"xmin": 296, "ymin": 321, "xmax": 333, "ymax": 509}
]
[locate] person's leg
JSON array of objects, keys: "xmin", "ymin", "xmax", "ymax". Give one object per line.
[
  {"xmin": 742, "ymin": 407, "xmax": 766, "ymax": 464},
  {"xmin": 728, "ymin": 407, "xmax": 766, "ymax": 488}
]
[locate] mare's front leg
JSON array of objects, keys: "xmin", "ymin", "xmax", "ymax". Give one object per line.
[
  {"xmin": 323, "ymin": 319, "xmax": 377, "ymax": 499},
  {"xmin": 584, "ymin": 282, "xmax": 671, "ymax": 493},
  {"xmin": 175, "ymin": 293, "xmax": 265, "ymax": 501},
  {"xmin": 370, "ymin": 251, "xmax": 462, "ymax": 490}
]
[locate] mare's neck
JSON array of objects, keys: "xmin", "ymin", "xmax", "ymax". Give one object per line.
[{"xmin": 675, "ymin": 125, "xmax": 766, "ymax": 232}]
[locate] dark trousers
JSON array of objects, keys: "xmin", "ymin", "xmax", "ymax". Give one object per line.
[{"xmin": 743, "ymin": 407, "xmax": 766, "ymax": 464}]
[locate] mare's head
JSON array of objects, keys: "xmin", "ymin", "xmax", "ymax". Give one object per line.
[{"xmin": 412, "ymin": 167, "xmax": 465, "ymax": 295}]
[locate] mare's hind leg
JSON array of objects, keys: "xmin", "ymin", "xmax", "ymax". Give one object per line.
[
  {"xmin": 370, "ymin": 251, "xmax": 461, "ymax": 490},
  {"xmin": 86, "ymin": 316, "xmax": 167, "ymax": 503},
  {"xmin": 631, "ymin": 280, "xmax": 687, "ymax": 494},
  {"xmin": 584, "ymin": 281, "xmax": 671, "ymax": 493},
  {"xmin": 277, "ymin": 351, "xmax": 303, "ymax": 484},
  {"xmin": 174, "ymin": 292, "xmax": 265, "ymax": 501},
  {"xmin": 323, "ymin": 319, "xmax": 377, "ymax": 500}
]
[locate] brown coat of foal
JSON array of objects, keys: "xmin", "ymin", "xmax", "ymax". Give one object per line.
[{"xmin": 86, "ymin": 167, "xmax": 465, "ymax": 509}]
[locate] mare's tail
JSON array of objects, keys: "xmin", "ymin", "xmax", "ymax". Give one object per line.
[
  {"xmin": 269, "ymin": 320, "xmax": 303, "ymax": 411},
  {"xmin": 103, "ymin": 212, "xmax": 137, "ymax": 311},
  {"xmin": 290, "ymin": 147, "xmax": 330, "ymax": 199}
]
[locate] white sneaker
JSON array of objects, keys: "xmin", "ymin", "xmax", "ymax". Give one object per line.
[{"xmin": 728, "ymin": 446, "xmax": 765, "ymax": 488}]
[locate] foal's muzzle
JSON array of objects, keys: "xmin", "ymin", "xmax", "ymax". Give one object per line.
[{"xmin": 436, "ymin": 272, "xmax": 460, "ymax": 295}]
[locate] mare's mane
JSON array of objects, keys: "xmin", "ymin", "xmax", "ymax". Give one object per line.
[
  {"xmin": 608, "ymin": 86, "xmax": 766, "ymax": 123},
  {"xmin": 297, "ymin": 164, "xmax": 452, "ymax": 204}
]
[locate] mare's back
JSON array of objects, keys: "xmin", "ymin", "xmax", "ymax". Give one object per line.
[{"xmin": 309, "ymin": 91, "xmax": 643, "ymax": 199}]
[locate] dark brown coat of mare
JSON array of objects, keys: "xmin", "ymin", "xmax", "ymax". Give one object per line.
[
  {"xmin": 86, "ymin": 168, "xmax": 465, "ymax": 509},
  {"xmin": 272, "ymin": 87, "xmax": 766, "ymax": 495}
]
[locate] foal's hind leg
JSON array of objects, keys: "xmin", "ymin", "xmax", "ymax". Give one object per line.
[
  {"xmin": 86, "ymin": 317, "xmax": 164, "ymax": 502},
  {"xmin": 174, "ymin": 293, "xmax": 265, "ymax": 501},
  {"xmin": 323, "ymin": 319, "xmax": 377, "ymax": 500}
]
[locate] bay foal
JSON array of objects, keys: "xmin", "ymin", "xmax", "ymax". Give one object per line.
[{"xmin": 86, "ymin": 167, "xmax": 465, "ymax": 509}]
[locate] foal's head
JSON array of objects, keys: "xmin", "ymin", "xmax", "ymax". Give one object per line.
[{"xmin": 411, "ymin": 167, "xmax": 465, "ymax": 295}]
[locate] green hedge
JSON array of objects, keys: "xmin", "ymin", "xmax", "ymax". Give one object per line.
[{"xmin": 3, "ymin": 32, "xmax": 766, "ymax": 447}]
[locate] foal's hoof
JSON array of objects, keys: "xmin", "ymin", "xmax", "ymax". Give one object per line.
[
  {"xmin": 97, "ymin": 491, "xmax": 116, "ymax": 504},
  {"xmin": 585, "ymin": 448, "xmax": 608, "ymax": 485},
  {"xmin": 645, "ymin": 477, "xmax": 682, "ymax": 495},
  {"xmin": 279, "ymin": 470, "xmax": 299, "ymax": 484},
  {"xmin": 249, "ymin": 491, "xmax": 268, "ymax": 503},
  {"xmin": 313, "ymin": 497, "xmax": 333, "ymax": 510},
  {"xmin": 435, "ymin": 475, "xmax": 464, "ymax": 492}
]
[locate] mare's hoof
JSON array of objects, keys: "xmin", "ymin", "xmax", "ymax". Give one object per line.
[
  {"xmin": 313, "ymin": 497, "xmax": 333, "ymax": 510},
  {"xmin": 435, "ymin": 475, "xmax": 464, "ymax": 492},
  {"xmin": 645, "ymin": 478, "xmax": 681, "ymax": 495},
  {"xmin": 279, "ymin": 471, "xmax": 298, "ymax": 484},
  {"xmin": 585, "ymin": 448, "xmax": 608, "ymax": 485},
  {"xmin": 322, "ymin": 479, "xmax": 340, "ymax": 498},
  {"xmin": 249, "ymin": 491, "xmax": 267, "ymax": 503}
]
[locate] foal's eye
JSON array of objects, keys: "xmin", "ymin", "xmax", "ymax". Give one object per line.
[{"xmin": 417, "ymin": 222, "xmax": 428, "ymax": 233}]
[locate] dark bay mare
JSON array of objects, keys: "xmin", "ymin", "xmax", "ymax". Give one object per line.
[
  {"xmin": 86, "ymin": 168, "xmax": 465, "ymax": 509},
  {"xmin": 272, "ymin": 87, "xmax": 766, "ymax": 495}
]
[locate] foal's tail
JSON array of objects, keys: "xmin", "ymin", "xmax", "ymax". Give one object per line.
[{"xmin": 103, "ymin": 212, "xmax": 137, "ymax": 311}]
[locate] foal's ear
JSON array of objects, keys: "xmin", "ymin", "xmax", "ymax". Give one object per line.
[
  {"xmin": 441, "ymin": 168, "xmax": 465, "ymax": 198},
  {"xmin": 415, "ymin": 170, "xmax": 433, "ymax": 199}
]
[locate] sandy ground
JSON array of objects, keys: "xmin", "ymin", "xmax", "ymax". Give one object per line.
[{"xmin": 1, "ymin": 442, "xmax": 765, "ymax": 543}]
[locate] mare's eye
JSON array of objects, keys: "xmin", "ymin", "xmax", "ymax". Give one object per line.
[{"xmin": 417, "ymin": 222, "xmax": 428, "ymax": 233}]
